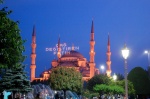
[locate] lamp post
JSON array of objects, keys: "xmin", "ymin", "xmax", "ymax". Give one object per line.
[
  {"xmin": 144, "ymin": 50, "xmax": 150, "ymax": 79},
  {"xmin": 121, "ymin": 44, "xmax": 129, "ymax": 99},
  {"xmin": 144, "ymin": 50, "xmax": 150, "ymax": 66},
  {"xmin": 100, "ymin": 65, "xmax": 105, "ymax": 74}
]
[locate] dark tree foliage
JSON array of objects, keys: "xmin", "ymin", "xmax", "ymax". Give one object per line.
[
  {"xmin": 0, "ymin": 0, "xmax": 3, "ymax": 4},
  {"xmin": 87, "ymin": 74, "xmax": 110, "ymax": 91},
  {"xmin": 147, "ymin": 66, "xmax": 150, "ymax": 79},
  {"xmin": 0, "ymin": 65, "xmax": 32, "ymax": 94},
  {"xmin": 49, "ymin": 66, "xmax": 83, "ymax": 94},
  {"xmin": 128, "ymin": 67, "xmax": 150, "ymax": 95},
  {"xmin": 116, "ymin": 73, "xmax": 124, "ymax": 80},
  {"xmin": 0, "ymin": 7, "xmax": 25, "ymax": 69},
  {"xmin": 82, "ymin": 89, "xmax": 99, "ymax": 99},
  {"xmin": 31, "ymin": 79, "xmax": 49, "ymax": 85}
]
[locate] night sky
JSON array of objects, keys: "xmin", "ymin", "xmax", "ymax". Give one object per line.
[{"xmin": 1, "ymin": 0, "xmax": 150, "ymax": 77}]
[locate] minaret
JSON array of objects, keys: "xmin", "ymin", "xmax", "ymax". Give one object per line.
[
  {"xmin": 57, "ymin": 36, "xmax": 61, "ymax": 59},
  {"xmin": 106, "ymin": 34, "xmax": 112, "ymax": 77},
  {"xmin": 89, "ymin": 20, "xmax": 96, "ymax": 78},
  {"xmin": 30, "ymin": 25, "xmax": 36, "ymax": 82}
]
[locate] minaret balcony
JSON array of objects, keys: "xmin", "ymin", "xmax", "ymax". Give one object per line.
[
  {"xmin": 30, "ymin": 64, "xmax": 36, "ymax": 69},
  {"xmin": 31, "ymin": 54, "xmax": 36, "ymax": 58},
  {"xmin": 106, "ymin": 52, "xmax": 111, "ymax": 55},
  {"xmin": 31, "ymin": 44, "xmax": 36, "ymax": 48}
]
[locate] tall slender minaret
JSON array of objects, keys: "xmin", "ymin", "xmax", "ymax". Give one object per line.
[
  {"xmin": 89, "ymin": 20, "xmax": 96, "ymax": 78},
  {"xmin": 30, "ymin": 25, "xmax": 36, "ymax": 82},
  {"xmin": 106, "ymin": 34, "xmax": 112, "ymax": 77},
  {"xmin": 57, "ymin": 36, "xmax": 61, "ymax": 59}
]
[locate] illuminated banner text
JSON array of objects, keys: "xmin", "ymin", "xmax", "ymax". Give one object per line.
[{"xmin": 45, "ymin": 43, "xmax": 79, "ymax": 55}]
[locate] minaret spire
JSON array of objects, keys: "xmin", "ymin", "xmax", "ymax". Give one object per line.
[
  {"xmin": 32, "ymin": 25, "xmax": 36, "ymax": 36},
  {"xmin": 57, "ymin": 35, "xmax": 61, "ymax": 59},
  {"xmin": 30, "ymin": 25, "xmax": 36, "ymax": 82},
  {"xmin": 106, "ymin": 33, "xmax": 112, "ymax": 77},
  {"xmin": 108, "ymin": 33, "xmax": 110, "ymax": 46},
  {"xmin": 91, "ymin": 19, "xmax": 94, "ymax": 34},
  {"xmin": 89, "ymin": 20, "xmax": 96, "ymax": 78}
]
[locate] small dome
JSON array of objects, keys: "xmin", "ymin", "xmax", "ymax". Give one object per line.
[
  {"xmin": 52, "ymin": 59, "xmax": 57, "ymax": 62},
  {"xmin": 61, "ymin": 50, "xmax": 84, "ymax": 58}
]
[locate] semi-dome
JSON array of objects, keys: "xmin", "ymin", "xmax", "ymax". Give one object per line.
[{"xmin": 61, "ymin": 50, "xmax": 84, "ymax": 58}]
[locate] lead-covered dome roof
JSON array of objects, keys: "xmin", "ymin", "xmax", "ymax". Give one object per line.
[{"xmin": 61, "ymin": 50, "xmax": 84, "ymax": 58}]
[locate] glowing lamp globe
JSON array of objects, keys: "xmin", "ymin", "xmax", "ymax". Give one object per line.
[
  {"xmin": 100, "ymin": 65, "xmax": 104, "ymax": 70},
  {"xmin": 113, "ymin": 73, "xmax": 117, "ymax": 81},
  {"xmin": 144, "ymin": 50, "xmax": 148, "ymax": 54},
  {"xmin": 122, "ymin": 44, "xmax": 129, "ymax": 60}
]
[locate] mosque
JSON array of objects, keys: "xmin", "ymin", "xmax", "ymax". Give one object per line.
[{"xmin": 30, "ymin": 21, "xmax": 112, "ymax": 82}]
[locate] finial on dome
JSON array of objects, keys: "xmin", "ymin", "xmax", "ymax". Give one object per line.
[{"xmin": 72, "ymin": 44, "xmax": 75, "ymax": 51}]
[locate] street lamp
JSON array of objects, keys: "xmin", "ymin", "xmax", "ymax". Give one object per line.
[
  {"xmin": 144, "ymin": 50, "xmax": 150, "ymax": 66},
  {"xmin": 144, "ymin": 50, "xmax": 150, "ymax": 79},
  {"xmin": 113, "ymin": 73, "xmax": 117, "ymax": 81},
  {"xmin": 121, "ymin": 44, "xmax": 129, "ymax": 99},
  {"xmin": 100, "ymin": 65, "xmax": 105, "ymax": 74}
]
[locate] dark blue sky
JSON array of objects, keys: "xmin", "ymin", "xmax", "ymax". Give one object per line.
[{"xmin": 1, "ymin": 0, "xmax": 150, "ymax": 77}]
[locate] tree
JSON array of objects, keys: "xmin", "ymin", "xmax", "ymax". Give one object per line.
[
  {"xmin": 0, "ymin": 7, "xmax": 25, "ymax": 70},
  {"xmin": 116, "ymin": 73, "xmax": 124, "ymax": 80},
  {"xmin": 0, "ymin": 0, "xmax": 3, "ymax": 4},
  {"xmin": 147, "ymin": 66, "xmax": 150, "ymax": 79},
  {"xmin": 128, "ymin": 67, "xmax": 150, "ymax": 95},
  {"xmin": 82, "ymin": 89, "xmax": 99, "ymax": 99},
  {"xmin": 48, "ymin": 66, "xmax": 83, "ymax": 94},
  {"xmin": 0, "ymin": 65, "xmax": 32, "ymax": 98},
  {"xmin": 93, "ymin": 84, "xmax": 124, "ymax": 94},
  {"xmin": 87, "ymin": 74, "xmax": 110, "ymax": 91},
  {"xmin": 114, "ymin": 80, "xmax": 135, "ymax": 96},
  {"xmin": 93, "ymin": 80, "xmax": 135, "ymax": 98},
  {"xmin": 0, "ymin": 7, "xmax": 31, "ymax": 98}
]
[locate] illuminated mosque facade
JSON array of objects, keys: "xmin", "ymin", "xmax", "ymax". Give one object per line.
[{"xmin": 30, "ymin": 21, "xmax": 112, "ymax": 82}]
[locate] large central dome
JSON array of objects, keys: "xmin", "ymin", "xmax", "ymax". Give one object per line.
[{"xmin": 61, "ymin": 50, "xmax": 84, "ymax": 58}]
